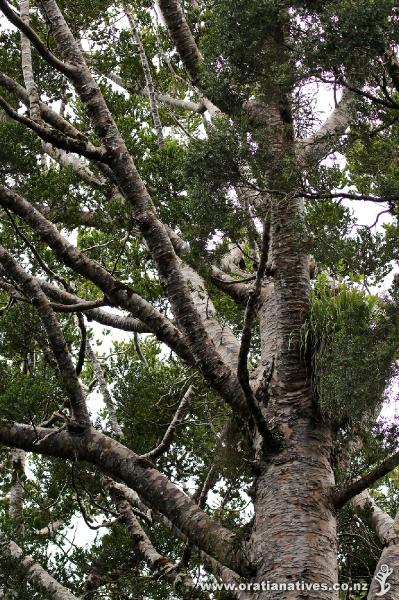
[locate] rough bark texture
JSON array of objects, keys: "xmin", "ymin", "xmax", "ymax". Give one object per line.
[
  {"xmin": 248, "ymin": 86, "xmax": 338, "ymax": 596},
  {"xmin": 0, "ymin": 538, "xmax": 79, "ymax": 600},
  {"xmin": 0, "ymin": 423, "xmax": 251, "ymax": 577},
  {"xmin": 157, "ymin": 0, "xmax": 202, "ymax": 83},
  {"xmin": 0, "ymin": 2, "xmax": 396, "ymax": 597}
]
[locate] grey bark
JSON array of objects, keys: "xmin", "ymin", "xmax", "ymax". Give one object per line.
[
  {"xmin": 0, "ymin": 537, "xmax": 78, "ymax": 600},
  {"xmin": 354, "ymin": 492, "xmax": 399, "ymax": 600}
]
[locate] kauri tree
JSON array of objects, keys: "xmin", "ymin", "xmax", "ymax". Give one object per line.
[{"xmin": 0, "ymin": 0, "xmax": 399, "ymax": 598}]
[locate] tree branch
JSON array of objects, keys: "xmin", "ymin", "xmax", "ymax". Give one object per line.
[
  {"xmin": 0, "ymin": 536, "xmax": 79, "ymax": 600},
  {"xmin": 141, "ymin": 384, "xmax": 193, "ymax": 460},
  {"xmin": 0, "ymin": 423, "xmax": 253, "ymax": 577},
  {"xmin": 124, "ymin": 7, "xmax": 164, "ymax": 146},
  {"xmin": 352, "ymin": 490, "xmax": 395, "ymax": 546},
  {"xmin": 112, "ymin": 479, "xmax": 247, "ymax": 595},
  {"xmin": 86, "ymin": 340, "xmax": 123, "ymax": 438},
  {"xmin": 22, "ymin": 278, "xmax": 150, "ymax": 333},
  {"xmin": 157, "ymin": 0, "xmax": 202, "ymax": 84},
  {"xmin": 33, "ymin": 0, "xmax": 249, "ymax": 420},
  {"xmin": 334, "ymin": 450, "xmax": 399, "ymax": 508},
  {"xmin": 0, "ymin": 94, "xmax": 108, "ymax": 163},
  {"xmin": 298, "ymin": 87, "xmax": 355, "ymax": 165},
  {"xmin": 0, "ymin": 184, "xmax": 193, "ymax": 364},
  {"xmin": 384, "ymin": 48, "xmax": 399, "ymax": 92},
  {"xmin": 0, "ymin": 71, "xmax": 82, "ymax": 138},
  {"xmin": 108, "ymin": 481, "xmax": 203, "ymax": 595},
  {"xmin": 0, "ymin": 0, "xmax": 76, "ymax": 76},
  {"xmin": 0, "ymin": 246, "xmax": 90, "ymax": 425}
]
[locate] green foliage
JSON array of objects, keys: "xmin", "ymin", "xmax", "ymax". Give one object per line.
[
  {"xmin": 182, "ymin": 116, "xmax": 254, "ymax": 253},
  {"xmin": 302, "ymin": 277, "xmax": 399, "ymax": 424},
  {"xmin": 108, "ymin": 337, "xmax": 241, "ymax": 483},
  {"xmin": 1, "ymin": 0, "xmax": 399, "ymax": 596},
  {"xmin": 293, "ymin": 0, "xmax": 399, "ymax": 83},
  {"xmin": 200, "ymin": 0, "xmax": 292, "ymax": 107},
  {"xmin": 346, "ymin": 122, "xmax": 399, "ymax": 198}
]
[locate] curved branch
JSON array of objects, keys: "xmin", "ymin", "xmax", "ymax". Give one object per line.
[
  {"xmin": 0, "ymin": 0, "xmax": 75, "ymax": 75},
  {"xmin": 298, "ymin": 87, "xmax": 355, "ymax": 165},
  {"xmin": 0, "ymin": 423, "xmax": 253, "ymax": 577}
]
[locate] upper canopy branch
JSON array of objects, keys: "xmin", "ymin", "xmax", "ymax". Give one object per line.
[
  {"xmin": 0, "ymin": 0, "xmax": 76, "ymax": 77},
  {"xmin": 106, "ymin": 72, "xmax": 207, "ymax": 113},
  {"xmin": 0, "ymin": 245, "xmax": 90, "ymax": 425},
  {"xmin": 157, "ymin": 0, "xmax": 202, "ymax": 84},
  {"xmin": 384, "ymin": 48, "xmax": 399, "ymax": 92}
]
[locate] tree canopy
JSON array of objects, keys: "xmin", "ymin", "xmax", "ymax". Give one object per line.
[{"xmin": 0, "ymin": 0, "xmax": 399, "ymax": 599}]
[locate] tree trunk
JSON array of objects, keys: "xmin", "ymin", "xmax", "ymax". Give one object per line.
[{"xmin": 251, "ymin": 410, "xmax": 338, "ymax": 599}]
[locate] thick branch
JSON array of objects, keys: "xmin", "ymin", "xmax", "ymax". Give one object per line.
[
  {"xmin": 19, "ymin": 0, "xmax": 42, "ymax": 124},
  {"xmin": 113, "ymin": 480, "xmax": 245, "ymax": 591},
  {"xmin": 298, "ymin": 87, "xmax": 354, "ymax": 165},
  {"xmin": 0, "ymin": 537, "xmax": 78, "ymax": 600},
  {"xmin": 0, "ymin": 423, "xmax": 252, "ymax": 577},
  {"xmin": 210, "ymin": 268, "xmax": 252, "ymax": 305},
  {"xmin": 354, "ymin": 490, "xmax": 399, "ymax": 600},
  {"xmin": 157, "ymin": 0, "xmax": 202, "ymax": 83},
  {"xmin": 353, "ymin": 491, "xmax": 395, "ymax": 546},
  {"xmin": 33, "ymin": 0, "xmax": 248, "ymax": 419}
]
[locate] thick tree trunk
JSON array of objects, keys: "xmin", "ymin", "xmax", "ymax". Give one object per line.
[
  {"xmin": 248, "ymin": 80, "xmax": 338, "ymax": 595},
  {"xmin": 251, "ymin": 410, "xmax": 337, "ymax": 599}
]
